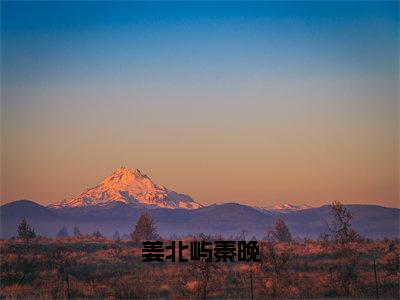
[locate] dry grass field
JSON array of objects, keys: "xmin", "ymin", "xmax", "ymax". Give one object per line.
[{"xmin": 0, "ymin": 236, "xmax": 398, "ymax": 299}]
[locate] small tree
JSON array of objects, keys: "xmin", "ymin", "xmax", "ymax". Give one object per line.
[
  {"xmin": 192, "ymin": 257, "xmax": 220, "ymax": 299},
  {"xmin": 73, "ymin": 226, "xmax": 82, "ymax": 238},
  {"xmin": 235, "ymin": 229, "xmax": 248, "ymax": 240},
  {"xmin": 113, "ymin": 230, "xmax": 120, "ymax": 241},
  {"xmin": 130, "ymin": 212, "xmax": 159, "ymax": 243},
  {"xmin": 261, "ymin": 241, "xmax": 291, "ymax": 298},
  {"xmin": 57, "ymin": 226, "xmax": 69, "ymax": 238},
  {"xmin": 92, "ymin": 228, "xmax": 102, "ymax": 240},
  {"xmin": 328, "ymin": 201, "xmax": 358, "ymax": 245},
  {"xmin": 268, "ymin": 219, "xmax": 292, "ymax": 243},
  {"xmin": 16, "ymin": 253, "xmax": 35, "ymax": 284},
  {"xmin": 46, "ymin": 248, "xmax": 76, "ymax": 298},
  {"xmin": 17, "ymin": 218, "xmax": 36, "ymax": 244},
  {"xmin": 327, "ymin": 201, "xmax": 359, "ymax": 297}
]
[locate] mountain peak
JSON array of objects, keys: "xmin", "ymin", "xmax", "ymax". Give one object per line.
[
  {"xmin": 114, "ymin": 165, "xmax": 132, "ymax": 173},
  {"xmin": 113, "ymin": 166, "xmax": 143, "ymax": 176},
  {"xmin": 49, "ymin": 167, "xmax": 202, "ymax": 210},
  {"xmin": 254, "ymin": 203, "xmax": 312, "ymax": 213},
  {"xmin": 272, "ymin": 203, "xmax": 312, "ymax": 211},
  {"xmin": 110, "ymin": 166, "xmax": 146, "ymax": 181}
]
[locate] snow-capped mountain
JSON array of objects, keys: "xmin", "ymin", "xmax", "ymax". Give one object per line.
[
  {"xmin": 49, "ymin": 166, "xmax": 202, "ymax": 209},
  {"xmin": 255, "ymin": 203, "xmax": 312, "ymax": 213}
]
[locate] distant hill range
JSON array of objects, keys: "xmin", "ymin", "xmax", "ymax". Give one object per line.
[
  {"xmin": 1, "ymin": 167, "xmax": 398, "ymax": 239},
  {"xmin": 1, "ymin": 199, "xmax": 398, "ymax": 239}
]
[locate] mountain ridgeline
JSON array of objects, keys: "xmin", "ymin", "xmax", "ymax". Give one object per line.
[
  {"xmin": 1, "ymin": 167, "xmax": 398, "ymax": 239},
  {"xmin": 1, "ymin": 200, "xmax": 398, "ymax": 239}
]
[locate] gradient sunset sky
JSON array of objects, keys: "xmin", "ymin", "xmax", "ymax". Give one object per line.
[{"xmin": 1, "ymin": 1, "xmax": 398, "ymax": 208}]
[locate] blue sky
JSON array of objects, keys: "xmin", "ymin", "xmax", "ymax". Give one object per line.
[
  {"xmin": 1, "ymin": 1, "xmax": 399, "ymax": 207},
  {"xmin": 2, "ymin": 1, "xmax": 398, "ymax": 86}
]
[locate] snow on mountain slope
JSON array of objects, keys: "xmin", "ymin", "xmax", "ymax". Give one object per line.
[
  {"xmin": 255, "ymin": 203, "xmax": 312, "ymax": 213},
  {"xmin": 49, "ymin": 166, "xmax": 202, "ymax": 209}
]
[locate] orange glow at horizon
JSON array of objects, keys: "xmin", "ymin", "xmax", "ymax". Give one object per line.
[{"xmin": 1, "ymin": 78, "xmax": 398, "ymax": 208}]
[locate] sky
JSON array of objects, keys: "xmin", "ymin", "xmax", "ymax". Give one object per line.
[{"xmin": 1, "ymin": 1, "xmax": 398, "ymax": 208}]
